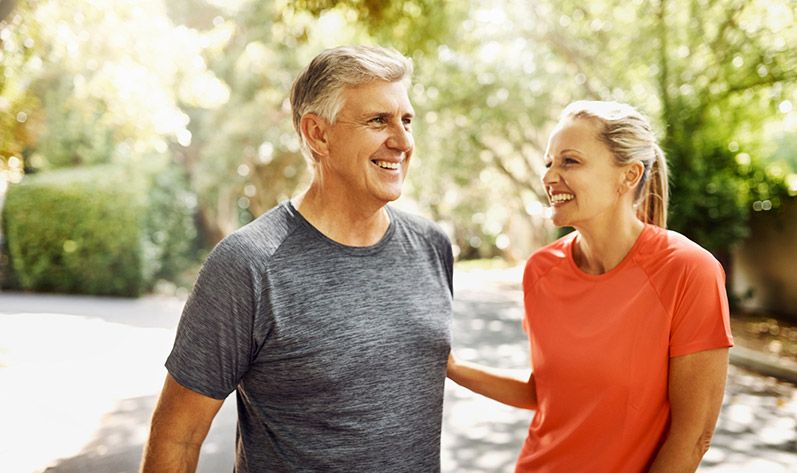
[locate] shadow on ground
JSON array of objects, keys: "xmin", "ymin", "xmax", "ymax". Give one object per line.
[
  {"xmin": 43, "ymin": 395, "xmax": 236, "ymax": 473},
  {"xmin": 3, "ymin": 268, "xmax": 796, "ymax": 473},
  {"xmin": 442, "ymin": 273, "xmax": 530, "ymax": 472}
]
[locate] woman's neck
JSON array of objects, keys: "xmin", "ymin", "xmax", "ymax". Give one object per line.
[{"xmin": 572, "ymin": 215, "xmax": 645, "ymax": 275}]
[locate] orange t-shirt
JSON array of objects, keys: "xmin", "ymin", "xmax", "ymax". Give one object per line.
[{"xmin": 517, "ymin": 224, "xmax": 733, "ymax": 473}]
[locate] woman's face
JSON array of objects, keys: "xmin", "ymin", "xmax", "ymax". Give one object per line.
[{"xmin": 542, "ymin": 118, "xmax": 631, "ymax": 229}]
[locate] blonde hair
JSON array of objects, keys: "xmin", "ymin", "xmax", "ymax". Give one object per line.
[
  {"xmin": 290, "ymin": 45, "xmax": 413, "ymax": 166},
  {"xmin": 561, "ymin": 100, "xmax": 669, "ymax": 228}
]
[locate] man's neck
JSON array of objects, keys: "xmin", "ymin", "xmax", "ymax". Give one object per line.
[{"xmin": 292, "ymin": 186, "xmax": 391, "ymax": 247}]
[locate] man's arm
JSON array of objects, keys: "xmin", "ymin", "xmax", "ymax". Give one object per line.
[
  {"xmin": 140, "ymin": 374, "xmax": 224, "ymax": 473},
  {"xmin": 649, "ymin": 348, "xmax": 728, "ymax": 473},
  {"xmin": 447, "ymin": 353, "xmax": 537, "ymax": 409}
]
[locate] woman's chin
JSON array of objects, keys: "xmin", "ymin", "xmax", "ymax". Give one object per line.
[{"xmin": 551, "ymin": 215, "xmax": 570, "ymax": 228}]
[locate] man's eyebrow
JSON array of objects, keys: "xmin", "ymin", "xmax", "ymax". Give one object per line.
[
  {"xmin": 358, "ymin": 111, "xmax": 391, "ymax": 119},
  {"xmin": 358, "ymin": 110, "xmax": 415, "ymax": 120}
]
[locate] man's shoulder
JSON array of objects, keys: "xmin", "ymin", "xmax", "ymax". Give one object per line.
[
  {"xmin": 214, "ymin": 202, "xmax": 300, "ymax": 264},
  {"xmin": 389, "ymin": 205, "xmax": 450, "ymax": 247}
]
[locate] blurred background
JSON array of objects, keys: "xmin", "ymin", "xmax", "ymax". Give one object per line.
[
  {"xmin": 2, "ymin": 0, "xmax": 797, "ymax": 300},
  {"xmin": 1, "ymin": 0, "xmax": 796, "ymax": 472}
]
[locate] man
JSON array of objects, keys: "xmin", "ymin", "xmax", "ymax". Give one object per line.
[{"xmin": 140, "ymin": 45, "xmax": 454, "ymax": 473}]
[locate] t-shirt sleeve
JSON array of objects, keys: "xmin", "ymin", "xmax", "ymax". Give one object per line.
[
  {"xmin": 521, "ymin": 257, "xmax": 538, "ymax": 335},
  {"xmin": 165, "ymin": 236, "xmax": 261, "ymax": 399},
  {"xmin": 669, "ymin": 253, "xmax": 734, "ymax": 358},
  {"xmin": 442, "ymin": 235, "xmax": 454, "ymax": 296}
]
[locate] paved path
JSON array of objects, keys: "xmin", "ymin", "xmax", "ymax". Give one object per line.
[{"xmin": 1, "ymin": 268, "xmax": 795, "ymax": 472}]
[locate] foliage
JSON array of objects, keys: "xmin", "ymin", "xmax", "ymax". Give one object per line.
[
  {"xmin": 3, "ymin": 165, "xmax": 148, "ymax": 295},
  {"xmin": 162, "ymin": 0, "xmax": 467, "ymax": 244},
  {"xmin": 2, "ymin": 0, "xmax": 229, "ymax": 171},
  {"xmin": 0, "ymin": 0, "xmax": 42, "ymax": 175},
  {"xmin": 427, "ymin": 0, "xmax": 797, "ymax": 260},
  {"xmin": 2, "ymin": 163, "xmax": 197, "ymax": 296},
  {"xmin": 3, "ymin": 0, "xmax": 797, "ymax": 280},
  {"xmin": 286, "ymin": 0, "xmax": 463, "ymax": 54},
  {"xmin": 141, "ymin": 162, "xmax": 200, "ymax": 282},
  {"xmin": 651, "ymin": 0, "xmax": 796, "ymax": 257}
]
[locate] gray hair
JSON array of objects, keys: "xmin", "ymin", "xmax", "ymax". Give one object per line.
[
  {"xmin": 289, "ymin": 45, "xmax": 414, "ymax": 164},
  {"xmin": 561, "ymin": 100, "xmax": 670, "ymax": 228}
]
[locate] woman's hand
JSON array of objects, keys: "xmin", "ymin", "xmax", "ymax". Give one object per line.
[{"xmin": 447, "ymin": 351, "xmax": 458, "ymax": 379}]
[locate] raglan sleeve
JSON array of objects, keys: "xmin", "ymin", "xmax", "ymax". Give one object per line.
[
  {"xmin": 669, "ymin": 251, "xmax": 734, "ymax": 358},
  {"xmin": 440, "ymin": 233, "xmax": 454, "ymax": 297},
  {"xmin": 521, "ymin": 256, "xmax": 539, "ymax": 335},
  {"xmin": 165, "ymin": 235, "xmax": 261, "ymax": 399}
]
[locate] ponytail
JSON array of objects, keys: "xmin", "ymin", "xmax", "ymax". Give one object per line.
[{"xmin": 637, "ymin": 144, "xmax": 669, "ymax": 228}]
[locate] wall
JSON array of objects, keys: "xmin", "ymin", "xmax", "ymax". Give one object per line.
[{"xmin": 733, "ymin": 196, "xmax": 797, "ymax": 317}]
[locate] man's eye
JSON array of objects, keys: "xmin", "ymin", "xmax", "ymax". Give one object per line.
[
  {"xmin": 370, "ymin": 116, "xmax": 387, "ymax": 125},
  {"xmin": 402, "ymin": 118, "xmax": 413, "ymax": 128},
  {"xmin": 543, "ymin": 161, "xmax": 552, "ymax": 169}
]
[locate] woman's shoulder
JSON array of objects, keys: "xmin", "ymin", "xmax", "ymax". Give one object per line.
[
  {"xmin": 523, "ymin": 231, "xmax": 575, "ymax": 286},
  {"xmin": 637, "ymin": 225, "xmax": 723, "ymax": 277}
]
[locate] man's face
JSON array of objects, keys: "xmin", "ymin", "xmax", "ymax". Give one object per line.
[{"xmin": 322, "ymin": 80, "xmax": 415, "ymax": 206}]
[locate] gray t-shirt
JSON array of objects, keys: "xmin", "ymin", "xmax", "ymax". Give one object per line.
[{"xmin": 166, "ymin": 201, "xmax": 453, "ymax": 473}]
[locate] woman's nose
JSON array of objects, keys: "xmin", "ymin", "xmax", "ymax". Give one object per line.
[{"xmin": 542, "ymin": 166, "xmax": 558, "ymax": 185}]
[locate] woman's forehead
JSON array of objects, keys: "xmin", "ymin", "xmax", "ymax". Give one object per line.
[{"xmin": 548, "ymin": 118, "xmax": 601, "ymax": 150}]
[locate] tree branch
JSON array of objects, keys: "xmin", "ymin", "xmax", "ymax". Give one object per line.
[{"xmin": 470, "ymin": 134, "xmax": 547, "ymax": 201}]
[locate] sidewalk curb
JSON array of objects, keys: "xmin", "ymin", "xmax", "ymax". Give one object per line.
[{"xmin": 730, "ymin": 345, "xmax": 797, "ymax": 385}]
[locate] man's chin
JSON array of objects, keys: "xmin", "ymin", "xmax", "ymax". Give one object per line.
[{"xmin": 373, "ymin": 183, "xmax": 404, "ymax": 204}]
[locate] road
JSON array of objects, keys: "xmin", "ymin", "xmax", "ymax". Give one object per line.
[{"xmin": 0, "ymin": 267, "xmax": 795, "ymax": 472}]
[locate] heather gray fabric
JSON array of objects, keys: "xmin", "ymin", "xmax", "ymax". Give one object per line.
[{"xmin": 166, "ymin": 201, "xmax": 453, "ymax": 473}]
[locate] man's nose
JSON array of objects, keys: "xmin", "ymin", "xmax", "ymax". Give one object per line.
[{"xmin": 387, "ymin": 125, "xmax": 413, "ymax": 153}]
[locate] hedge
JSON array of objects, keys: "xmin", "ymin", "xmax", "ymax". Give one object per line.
[{"xmin": 2, "ymin": 164, "xmax": 197, "ymax": 296}]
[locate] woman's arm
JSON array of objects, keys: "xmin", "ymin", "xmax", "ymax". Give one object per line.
[
  {"xmin": 447, "ymin": 352, "xmax": 537, "ymax": 409},
  {"xmin": 648, "ymin": 348, "xmax": 729, "ymax": 473}
]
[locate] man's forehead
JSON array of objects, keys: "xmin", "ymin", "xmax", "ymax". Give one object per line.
[{"xmin": 340, "ymin": 81, "xmax": 413, "ymax": 113}]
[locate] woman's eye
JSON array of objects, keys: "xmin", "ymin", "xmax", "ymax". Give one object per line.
[{"xmin": 563, "ymin": 157, "xmax": 578, "ymax": 165}]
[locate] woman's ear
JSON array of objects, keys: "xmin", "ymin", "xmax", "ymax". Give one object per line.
[
  {"xmin": 300, "ymin": 113, "xmax": 330, "ymax": 159},
  {"xmin": 622, "ymin": 161, "xmax": 645, "ymax": 192}
]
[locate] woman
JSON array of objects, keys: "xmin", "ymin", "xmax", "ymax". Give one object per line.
[{"xmin": 448, "ymin": 100, "xmax": 733, "ymax": 472}]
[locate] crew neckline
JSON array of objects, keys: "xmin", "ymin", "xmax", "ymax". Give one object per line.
[
  {"xmin": 284, "ymin": 200, "xmax": 397, "ymax": 256},
  {"xmin": 565, "ymin": 224, "xmax": 652, "ymax": 281}
]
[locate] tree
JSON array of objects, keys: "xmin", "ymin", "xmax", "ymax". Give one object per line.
[
  {"xmin": 410, "ymin": 0, "xmax": 796, "ymax": 263},
  {"xmin": 164, "ymin": 0, "xmax": 465, "ymax": 244},
  {"xmin": 0, "ymin": 0, "xmax": 42, "ymax": 179}
]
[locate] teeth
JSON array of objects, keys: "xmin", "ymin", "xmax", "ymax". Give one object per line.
[
  {"xmin": 374, "ymin": 160, "xmax": 400, "ymax": 170},
  {"xmin": 549, "ymin": 193, "xmax": 575, "ymax": 203}
]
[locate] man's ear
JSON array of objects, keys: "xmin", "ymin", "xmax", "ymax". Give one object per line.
[{"xmin": 300, "ymin": 113, "xmax": 331, "ymax": 159}]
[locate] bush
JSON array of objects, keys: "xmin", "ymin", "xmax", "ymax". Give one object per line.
[
  {"xmin": 2, "ymin": 164, "xmax": 198, "ymax": 296},
  {"xmin": 141, "ymin": 165, "xmax": 200, "ymax": 283}
]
